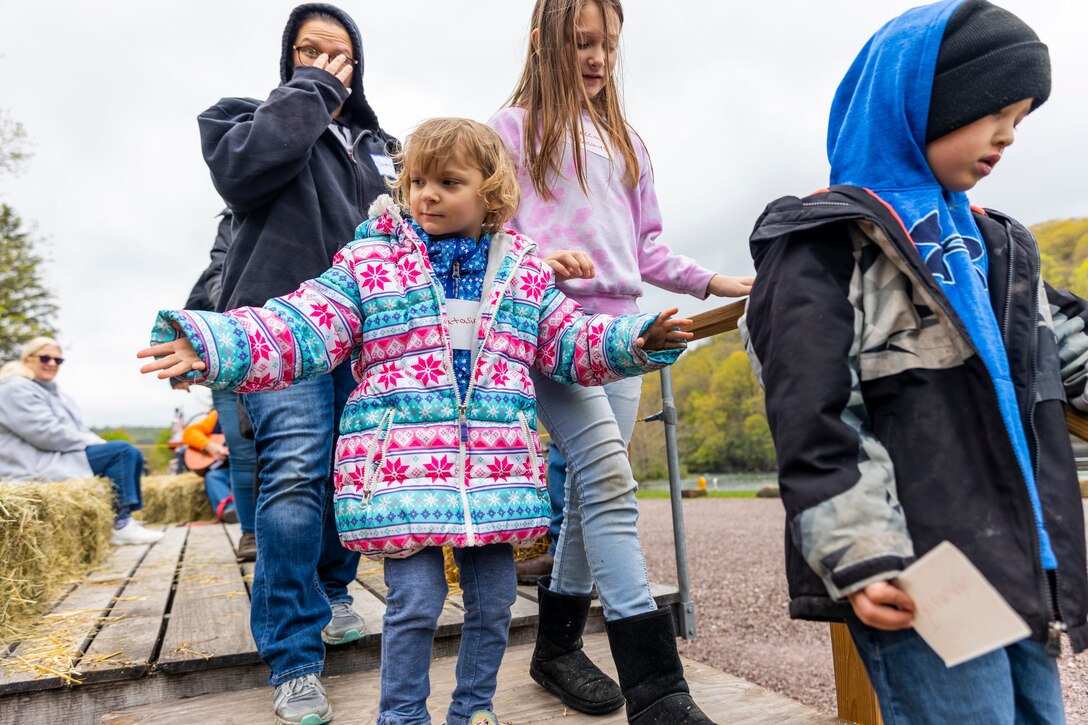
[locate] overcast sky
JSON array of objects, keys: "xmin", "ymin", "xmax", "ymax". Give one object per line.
[{"xmin": 1, "ymin": 1, "xmax": 1085, "ymax": 427}]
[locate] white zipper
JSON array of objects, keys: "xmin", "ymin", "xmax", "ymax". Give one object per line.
[
  {"xmin": 517, "ymin": 412, "xmax": 545, "ymax": 493},
  {"xmin": 410, "ymin": 223, "xmax": 533, "ymax": 545},
  {"xmin": 361, "ymin": 408, "xmax": 395, "ymax": 506}
]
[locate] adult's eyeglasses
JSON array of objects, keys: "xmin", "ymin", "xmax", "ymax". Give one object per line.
[
  {"xmin": 293, "ymin": 45, "xmax": 358, "ymax": 67},
  {"xmin": 38, "ymin": 355, "xmax": 65, "ymax": 365}
]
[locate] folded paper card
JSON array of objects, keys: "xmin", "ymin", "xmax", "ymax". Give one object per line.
[{"xmin": 895, "ymin": 540, "xmax": 1032, "ymax": 668}]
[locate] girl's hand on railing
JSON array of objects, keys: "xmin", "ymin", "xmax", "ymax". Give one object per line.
[
  {"xmin": 636, "ymin": 308, "xmax": 694, "ymax": 351},
  {"xmin": 707, "ymin": 274, "xmax": 755, "ymax": 298}
]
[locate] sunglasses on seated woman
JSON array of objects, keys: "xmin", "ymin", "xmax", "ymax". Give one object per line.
[{"xmin": 38, "ymin": 355, "xmax": 64, "ymax": 365}]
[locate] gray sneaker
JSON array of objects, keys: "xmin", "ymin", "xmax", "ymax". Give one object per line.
[
  {"xmin": 321, "ymin": 601, "xmax": 366, "ymax": 645},
  {"xmin": 273, "ymin": 673, "xmax": 332, "ymax": 725}
]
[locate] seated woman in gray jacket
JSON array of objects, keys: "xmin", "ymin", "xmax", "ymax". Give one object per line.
[{"xmin": 0, "ymin": 337, "xmax": 163, "ymax": 545}]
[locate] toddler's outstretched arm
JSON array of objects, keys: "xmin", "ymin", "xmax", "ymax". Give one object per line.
[
  {"xmin": 636, "ymin": 308, "xmax": 693, "ymax": 351},
  {"xmin": 137, "ymin": 334, "xmax": 205, "ymax": 379}
]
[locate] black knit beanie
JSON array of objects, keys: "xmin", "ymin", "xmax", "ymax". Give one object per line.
[{"xmin": 926, "ymin": 0, "xmax": 1051, "ymax": 143}]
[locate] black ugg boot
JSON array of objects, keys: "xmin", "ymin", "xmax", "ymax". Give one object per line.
[
  {"xmin": 605, "ymin": 607, "xmax": 716, "ymax": 724},
  {"xmin": 529, "ymin": 577, "xmax": 625, "ymax": 714}
]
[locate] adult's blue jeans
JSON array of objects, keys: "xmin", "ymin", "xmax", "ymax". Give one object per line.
[
  {"xmin": 212, "ymin": 389, "xmax": 256, "ymax": 533},
  {"xmin": 378, "ymin": 545, "xmax": 516, "ymax": 725},
  {"xmin": 203, "ymin": 466, "xmax": 233, "ymax": 513},
  {"xmin": 85, "ymin": 440, "xmax": 143, "ymax": 522},
  {"xmin": 243, "ymin": 362, "xmax": 360, "ymax": 686},
  {"xmin": 848, "ymin": 622, "xmax": 1066, "ymax": 724},
  {"xmin": 531, "ymin": 372, "xmax": 654, "ymax": 621}
]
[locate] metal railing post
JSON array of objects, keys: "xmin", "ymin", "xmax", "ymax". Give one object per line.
[{"xmin": 659, "ymin": 366, "xmax": 696, "ymax": 639}]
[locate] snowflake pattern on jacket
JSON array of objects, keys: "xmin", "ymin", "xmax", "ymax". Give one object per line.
[{"xmin": 151, "ymin": 196, "xmax": 680, "ymax": 558}]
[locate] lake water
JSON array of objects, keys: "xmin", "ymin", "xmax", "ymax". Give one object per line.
[{"xmin": 638, "ymin": 471, "xmax": 778, "ymax": 492}]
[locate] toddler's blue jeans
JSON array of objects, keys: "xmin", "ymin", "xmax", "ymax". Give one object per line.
[{"xmin": 378, "ymin": 544, "xmax": 516, "ymax": 725}]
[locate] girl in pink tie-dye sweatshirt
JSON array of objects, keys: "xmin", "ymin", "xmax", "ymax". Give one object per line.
[{"xmin": 487, "ymin": 1, "xmax": 751, "ymax": 722}]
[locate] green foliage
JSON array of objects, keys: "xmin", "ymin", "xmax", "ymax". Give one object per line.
[
  {"xmin": 0, "ymin": 113, "xmax": 56, "ymax": 362},
  {"xmin": 629, "ymin": 332, "xmax": 775, "ymax": 479},
  {"xmin": 97, "ymin": 428, "xmax": 133, "ymax": 442},
  {"xmin": 0, "ymin": 111, "xmax": 31, "ymax": 176},
  {"xmin": 0, "ymin": 204, "xmax": 58, "ymax": 360},
  {"xmin": 148, "ymin": 428, "xmax": 175, "ymax": 473},
  {"xmin": 1033, "ymin": 218, "xmax": 1088, "ymax": 297}
]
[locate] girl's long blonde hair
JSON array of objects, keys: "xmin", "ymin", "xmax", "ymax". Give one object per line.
[{"xmin": 507, "ymin": 0, "xmax": 638, "ymax": 200}]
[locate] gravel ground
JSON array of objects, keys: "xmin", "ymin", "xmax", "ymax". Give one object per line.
[{"xmin": 636, "ymin": 498, "xmax": 1088, "ymax": 721}]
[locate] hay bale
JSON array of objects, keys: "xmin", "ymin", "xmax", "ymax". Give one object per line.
[
  {"xmin": 135, "ymin": 473, "xmax": 214, "ymax": 524},
  {"xmin": 756, "ymin": 485, "xmax": 781, "ymax": 498},
  {"xmin": 0, "ymin": 477, "xmax": 114, "ymax": 645},
  {"xmin": 443, "ymin": 534, "xmax": 552, "ymax": 588}
]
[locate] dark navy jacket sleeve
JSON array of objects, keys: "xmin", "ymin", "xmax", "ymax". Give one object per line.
[
  {"xmin": 198, "ymin": 66, "xmax": 349, "ymax": 212},
  {"xmin": 743, "ymin": 220, "xmax": 914, "ymax": 600}
]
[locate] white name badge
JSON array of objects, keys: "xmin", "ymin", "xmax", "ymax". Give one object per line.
[
  {"xmin": 576, "ymin": 126, "xmax": 610, "ymax": 159},
  {"xmin": 370, "ymin": 154, "xmax": 396, "ymax": 179},
  {"xmin": 446, "ymin": 298, "xmax": 481, "ymax": 351}
]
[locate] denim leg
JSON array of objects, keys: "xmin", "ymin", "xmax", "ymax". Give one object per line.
[
  {"xmin": 1007, "ymin": 639, "xmax": 1066, "ymax": 724},
  {"xmin": 212, "ymin": 389, "xmax": 256, "ymax": 534},
  {"xmin": 203, "ymin": 467, "xmax": 233, "ymax": 512},
  {"xmin": 379, "ymin": 548, "xmax": 448, "ymax": 725},
  {"xmin": 530, "ymin": 371, "xmax": 655, "ymax": 621},
  {"xmin": 846, "ymin": 621, "xmax": 1065, "ymax": 724},
  {"xmin": 244, "ymin": 365, "xmax": 356, "ymax": 686},
  {"xmin": 546, "ymin": 447, "xmax": 566, "ymax": 556},
  {"xmin": 318, "ymin": 363, "xmax": 361, "ymax": 606},
  {"xmin": 85, "ymin": 441, "xmax": 144, "ymax": 519},
  {"xmin": 446, "ymin": 545, "xmax": 516, "ymax": 725}
]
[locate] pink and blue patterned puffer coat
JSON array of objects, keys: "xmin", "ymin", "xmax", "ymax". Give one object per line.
[{"xmin": 151, "ymin": 197, "xmax": 681, "ymax": 558}]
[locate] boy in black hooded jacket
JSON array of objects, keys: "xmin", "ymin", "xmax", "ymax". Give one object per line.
[{"xmin": 743, "ymin": 1, "xmax": 1088, "ymax": 721}]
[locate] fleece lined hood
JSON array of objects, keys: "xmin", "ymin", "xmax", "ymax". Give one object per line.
[{"xmin": 279, "ymin": 3, "xmax": 381, "ymax": 132}]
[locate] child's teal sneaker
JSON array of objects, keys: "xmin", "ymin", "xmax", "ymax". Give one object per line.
[
  {"xmin": 272, "ymin": 673, "xmax": 332, "ymax": 725},
  {"xmin": 321, "ymin": 601, "xmax": 366, "ymax": 645}
]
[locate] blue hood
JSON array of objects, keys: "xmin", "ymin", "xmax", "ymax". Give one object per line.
[{"xmin": 827, "ymin": 0, "xmax": 1057, "ymax": 570}]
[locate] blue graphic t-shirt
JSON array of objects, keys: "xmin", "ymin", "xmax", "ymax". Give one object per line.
[
  {"xmin": 410, "ymin": 220, "xmax": 490, "ymax": 398},
  {"xmin": 827, "ymin": 0, "xmax": 1056, "ymax": 568}
]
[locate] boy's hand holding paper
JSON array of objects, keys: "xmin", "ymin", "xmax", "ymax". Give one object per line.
[{"xmin": 894, "ymin": 541, "xmax": 1032, "ymax": 668}]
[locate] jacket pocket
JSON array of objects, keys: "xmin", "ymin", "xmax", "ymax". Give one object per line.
[
  {"xmin": 361, "ymin": 408, "xmax": 397, "ymax": 505},
  {"xmin": 517, "ymin": 411, "xmax": 545, "ymax": 493}
]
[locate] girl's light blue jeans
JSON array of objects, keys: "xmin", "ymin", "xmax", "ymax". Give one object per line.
[
  {"xmin": 378, "ymin": 544, "xmax": 516, "ymax": 725},
  {"xmin": 531, "ymin": 371, "xmax": 656, "ymax": 621}
]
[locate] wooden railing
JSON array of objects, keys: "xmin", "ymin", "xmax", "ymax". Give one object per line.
[{"xmin": 690, "ymin": 297, "xmax": 1088, "ymax": 725}]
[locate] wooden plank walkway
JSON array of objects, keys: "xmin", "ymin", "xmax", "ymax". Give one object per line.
[
  {"xmin": 0, "ymin": 523, "xmax": 686, "ymax": 725},
  {"xmin": 101, "ymin": 632, "xmax": 837, "ymax": 724}
]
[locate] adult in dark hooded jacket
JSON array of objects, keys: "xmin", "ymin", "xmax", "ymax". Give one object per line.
[{"xmin": 197, "ymin": 5, "xmax": 395, "ymax": 723}]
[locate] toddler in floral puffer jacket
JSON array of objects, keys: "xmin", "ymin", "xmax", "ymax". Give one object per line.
[{"xmin": 138, "ymin": 117, "xmax": 691, "ymax": 725}]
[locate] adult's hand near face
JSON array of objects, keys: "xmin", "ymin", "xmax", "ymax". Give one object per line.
[{"xmin": 310, "ymin": 52, "xmax": 353, "ymax": 92}]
